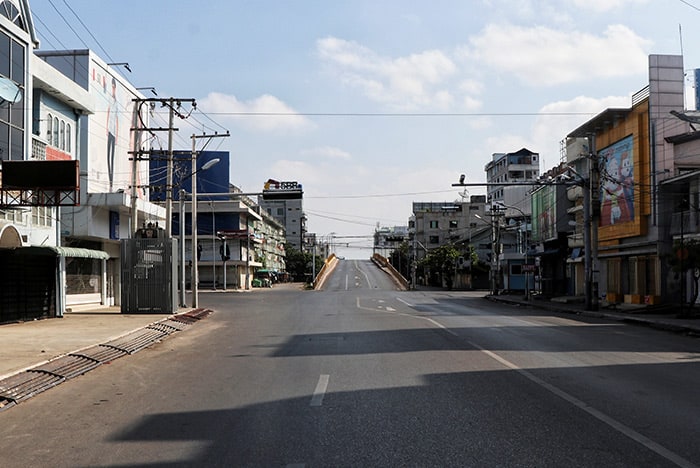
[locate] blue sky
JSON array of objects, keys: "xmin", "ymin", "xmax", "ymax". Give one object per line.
[{"xmin": 29, "ymin": 0, "xmax": 700, "ymax": 257}]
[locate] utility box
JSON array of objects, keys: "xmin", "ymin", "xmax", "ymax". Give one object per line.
[{"xmin": 121, "ymin": 238, "xmax": 178, "ymax": 314}]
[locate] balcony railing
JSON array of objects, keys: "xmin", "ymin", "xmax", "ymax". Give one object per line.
[{"xmin": 670, "ymin": 211, "xmax": 700, "ymax": 236}]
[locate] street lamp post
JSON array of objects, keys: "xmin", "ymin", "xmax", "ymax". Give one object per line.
[
  {"xmin": 503, "ymin": 204, "xmax": 530, "ymax": 300},
  {"xmin": 180, "ymin": 159, "xmax": 220, "ymax": 307}
]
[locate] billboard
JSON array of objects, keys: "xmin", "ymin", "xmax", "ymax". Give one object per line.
[
  {"xmin": 599, "ymin": 135, "xmax": 634, "ymax": 227},
  {"xmin": 149, "ymin": 151, "xmax": 230, "ymax": 202},
  {"xmin": 531, "ymin": 184, "xmax": 556, "ymax": 242},
  {"xmin": 88, "ymin": 61, "xmax": 146, "ymax": 195},
  {"xmin": 262, "ymin": 179, "xmax": 303, "ymax": 200}
]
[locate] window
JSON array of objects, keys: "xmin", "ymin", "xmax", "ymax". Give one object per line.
[
  {"xmin": 429, "ymin": 220, "xmax": 439, "ymax": 229},
  {"xmin": 0, "ymin": 1, "xmax": 25, "ymax": 29},
  {"xmin": 60, "ymin": 120, "xmax": 65, "ymax": 150},
  {"xmin": 429, "ymin": 235, "xmax": 439, "ymax": 244},
  {"xmin": 0, "ymin": 31, "xmax": 25, "ymax": 162},
  {"xmin": 47, "ymin": 113, "xmax": 52, "ymax": 141},
  {"xmin": 66, "ymin": 123, "xmax": 71, "ymax": 152},
  {"xmin": 53, "ymin": 116, "xmax": 58, "ymax": 146},
  {"xmin": 449, "ymin": 220, "xmax": 458, "ymax": 229}
]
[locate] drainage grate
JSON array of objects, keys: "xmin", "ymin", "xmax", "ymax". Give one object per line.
[
  {"xmin": 158, "ymin": 318, "xmax": 190, "ymax": 331},
  {"xmin": 0, "ymin": 308, "xmax": 214, "ymax": 411},
  {"xmin": 0, "ymin": 397, "xmax": 16, "ymax": 412},
  {"xmin": 72, "ymin": 344, "xmax": 128, "ymax": 364},
  {"xmin": 102, "ymin": 328, "xmax": 168, "ymax": 354},
  {"xmin": 0, "ymin": 371, "xmax": 63, "ymax": 404},
  {"xmin": 170, "ymin": 314, "xmax": 199, "ymax": 325},
  {"xmin": 31, "ymin": 354, "xmax": 100, "ymax": 380},
  {"xmin": 185, "ymin": 308, "xmax": 213, "ymax": 320},
  {"xmin": 147, "ymin": 322, "xmax": 182, "ymax": 335}
]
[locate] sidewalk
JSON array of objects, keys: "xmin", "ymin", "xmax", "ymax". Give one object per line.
[
  {"xmin": 0, "ymin": 284, "xmax": 303, "ymax": 382},
  {"xmin": 487, "ymin": 294, "xmax": 700, "ymax": 336},
  {"xmin": 0, "ymin": 305, "xmax": 189, "ymax": 380}
]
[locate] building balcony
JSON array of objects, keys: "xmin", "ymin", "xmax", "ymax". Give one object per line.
[{"xmin": 670, "ymin": 211, "xmax": 700, "ymax": 236}]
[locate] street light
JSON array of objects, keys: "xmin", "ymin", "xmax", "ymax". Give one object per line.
[
  {"xmin": 181, "ymin": 156, "xmax": 220, "ymax": 308},
  {"xmin": 475, "ymin": 212, "xmax": 500, "ymax": 296},
  {"xmin": 179, "ymin": 157, "xmax": 220, "ymax": 306},
  {"xmin": 494, "ymin": 203, "xmax": 530, "ymax": 300}
]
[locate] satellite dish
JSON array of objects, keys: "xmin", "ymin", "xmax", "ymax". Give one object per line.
[{"xmin": 0, "ymin": 77, "xmax": 22, "ymax": 104}]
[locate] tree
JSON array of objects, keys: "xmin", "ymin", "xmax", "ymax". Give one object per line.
[
  {"xmin": 421, "ymin": 244, "xmax": 460, "ymax": 289},
  {"xmin": 389, "ymin": 241, "xmax": 411, "ymax": 280},
  {"xmin": 283, "ymin": 243, "xmax": 323, "ymax": 283}
]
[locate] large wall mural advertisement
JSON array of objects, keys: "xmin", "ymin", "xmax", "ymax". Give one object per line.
[
  {"xmin": 531, "ymin": 184, "xmax": 556, "ymax": 242},
  {"xmin": 88, "ymin": 63, "xmax": 144, "ymax": 195},
  {"xmin": 599, "ymin": 135, "xmax": 634, "ymax": 227}
]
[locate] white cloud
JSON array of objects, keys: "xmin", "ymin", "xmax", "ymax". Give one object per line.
[
  {"xmin": 300, "ymin": 146, "xmax": 352, "ymax": 161},
  {"xmin": 531, "ymin": 94, "xmax": 632, "ymax": 166},
  {"xmin": 461, "ymin": 23, "xmax": 651, "ymax": 86},
  {"xmin": 463, "ymin": 95, "xmax": 483, "ymax": 111},
  {"xmin": 570, "ymin": 0, "xmax": 649, "ymax": 13},
  {"xmin": 317, "ymin": 36, "xmax": 458, "ymax": 110},
  {"xmin": 197, "ymin": 92, "xmax": 314, "ymax": 133}
]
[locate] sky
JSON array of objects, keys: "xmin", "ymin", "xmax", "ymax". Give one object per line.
[{"xmin": 28, "ymin": 0, "xmax": 700, "ymax": 258}]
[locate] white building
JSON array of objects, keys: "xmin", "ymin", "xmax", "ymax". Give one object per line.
[{"xmin": 35, "ymin": 49, "xmax": 165, "ymax": 307}]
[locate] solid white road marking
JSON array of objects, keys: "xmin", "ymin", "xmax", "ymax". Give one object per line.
[
  {"xmin": 396, "ymin": 297, "xmax": 413, "ymax": 307},
  {"xmin": 472, "ymin": 343, "xmax": 697, "ymax": 468},
  {"xmin": 389, "ymin": 302, "xmax": 696, "ymax": 468},
  {"xmin": 310, "ymin": 374, "xmax": 330, "ymax": 407}
]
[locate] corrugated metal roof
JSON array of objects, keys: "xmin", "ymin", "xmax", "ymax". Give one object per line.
[{"xmin": 17, "ymin": 246, "xmax": 109, "ymax": 259}]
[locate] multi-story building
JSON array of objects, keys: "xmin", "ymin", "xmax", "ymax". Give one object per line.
[
  {"xmin": 485, "ymin": 148, "xmax": 540, "ymax": 210},
  {"xmin": 151, "ymin": 152, "xmax": 266, "ymax": 290},
  {"xmin": 251, "ymin": 203, "xmax": 286, "ymax": 273},
  {"xmin": 36, "ymin": 49, "xmax": 165, "ymax": 307},
  {"xmin": 1, "ymin": 3, "xmax": 165, "ymax": 320},
  {"xmin": 562, "ymin": 55, "xmax": 679, "ymax": 306},
  {"xmin": 374, "ymin": 226, "xmax": 408, "ymax": 258},
  {"xmin": 484, "ymin": 149, "xmax": 540, "ymax": 293},
  {"xmin": 258, "ymin": 179, "xmax": 305, "ymax": 251},
  {"xmin": 410, "ymin": 196, "xmax": 489, "ymax": 287},
  {"xmin": 529, "ymin": 163, "xmax": 574, "ymax": 297}
]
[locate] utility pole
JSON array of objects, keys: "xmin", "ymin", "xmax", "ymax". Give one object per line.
[
  {"xmin": 130, "ymin": 97, "xmax": 196, "ymax": 237},
  {"xmin": 129, "ymin": 101, "xmax": 145, "ymax": 235},
  {"xmin": 584, "ymin": 134, "xmax": 600, "ymax": 312},
  {"xmin": 165, "ymin": 98, "xmax": 175, "ymax": 238}
]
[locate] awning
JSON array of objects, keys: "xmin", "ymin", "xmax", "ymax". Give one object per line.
[
  {"xmin": 535, "ymin": 248, "xmax": 561, "ymax": 256},
  {"xmin": 17, "ymin": 246, "xmax": 110, "ymax": 259}
]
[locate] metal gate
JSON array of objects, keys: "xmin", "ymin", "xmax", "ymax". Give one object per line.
[
  {"xmin": 0, "ymin": 249, "xmax": 57, "ymax": 323},
  {"xmin": 120, "ymin": 238, "xmax": 178, "ymax": 314}
]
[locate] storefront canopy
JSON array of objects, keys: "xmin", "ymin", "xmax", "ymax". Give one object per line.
[{"xmin": 17, "ymin": 246, "xmax": 110, "ymax": 259}]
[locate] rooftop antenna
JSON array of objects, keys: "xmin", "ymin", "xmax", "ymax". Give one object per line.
[{"xmin": 680, "ymin": 24, "xmax": 684, "ymax": 57}]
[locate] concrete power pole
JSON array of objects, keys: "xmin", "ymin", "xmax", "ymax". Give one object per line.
[
  {"xmin": 130, "ymin": 97, "xmax": 196, "ymax": 237},
  {"xmin": 584, "ymin": 133, "xmax": 600, "ymax": 311}
]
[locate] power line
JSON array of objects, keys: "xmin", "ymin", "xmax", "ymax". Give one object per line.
[
  {"xmin": 201, "ymin": 111, "xmax": 599, "ymax": 117},
  {"xmin": 60, "ymin": 0, "xmax": 115, "ymax": 63},
  {"xmin": 679, "ymin": 0, "xmax": 700, "ymax": 12},
  {"xmin": 307, "ymin": 189, "xmax": 458, "ymax": 199}
]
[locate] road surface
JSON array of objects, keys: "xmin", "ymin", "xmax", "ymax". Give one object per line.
[{"xmin": 1, "ymin": 259, "xmax": 699, "ymax": 467}]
